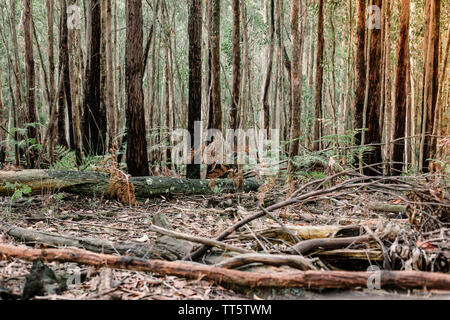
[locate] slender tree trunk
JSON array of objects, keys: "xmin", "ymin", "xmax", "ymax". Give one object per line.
[
  {"xmin": 342, "ymin": 0, "xmax": 353, "ymax": 135},
  {"xmin": 46, "ymin": 0, "xmax": 55, "ymax": 116},
  {"xmin": 210, "ymin": 0, "xmax": 222, "ymax": 132},
  {"xmin": 125, "ymin": 0, "xmax": 149, "ymax": 176},
  {"xmin": 287, "ymin": 0, "xmax": 303, "ymax": 174},
  {"xmin": 57, "ymin": 1, "xmax": 69, "ymax": 148},
  {"xmin": 230, "ymin": 0, "xmax": 241, "ymax": 135},
  {"xmin": 392, "ymin": 0, "xmax": 410, "ymax": 175},
  {"xmin": 312, "ymin": 0, "xmax": 324, "ymax": 151},
  {"xmin": 187, "ymin": 0, "xmax": 202, "ymax": 179},
  {"xmin": 0, "ymin": 66, "xmax": 5, "ymax": 163},
  {"xmin": 106, "ymin": 0, "xmax": 115, "ymax": 149},
  {"xmin": 83, "ymin": 0, "xmax": 107, "ymax": 155},
  {"xmin": 434, "ymin": 25, "xmax": 450, "ymax": 159},
  {"xmin": 262, "ymin": 0, "xmax": 275, "ymax": 132},
  {"xmin": 364, "ymin": 0, "xmax": 383, "ymax": 175},
  {"xmin": 421, "ymin": 0, "xmax": 441, "ymax": 172},
  {"xmin": 67, "ymin": 0, "xmax": 83, "ymax": 165},
  {"xmin": 239, "ymin": 0, "xmax": 249, "ymax": 131},
  {"xmin": 100, "ymin": 0, "xmax": 110, "ymax": 151},
  {"xmin": 353, "ymin": 0, "xmax": 366, "ymax": 156},
  {"xmin": 9, "ymin": 0, "xmax": 25, "ymax": 159},
  {"xmin": 24, "ymin": 0, "xmax": 39, "ymax": 167}
]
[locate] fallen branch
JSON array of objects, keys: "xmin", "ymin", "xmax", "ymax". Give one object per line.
[
  {"xmin": 149, "ymin": 225, "xmax": 252, "ymax": 255},
  {"xmin": 214, "ymin": 253, "xmax": 316, "ymax": 271},
  {"xmin": 288, "ymin": 235, "xmax": 372, "ymax": 255},
  {"xmin": 367, "ymin": 202, "xmax": 406, "ymax": 213},
  {"xmin": 239, "ymin": 225, "xmax": 361, "ymax": 243},
  {"xmin": 1, "ymin": 244, "xmax": 449, "ymax": 290}
]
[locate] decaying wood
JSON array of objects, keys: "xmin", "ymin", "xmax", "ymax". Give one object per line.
[
  {"xmin": 149, "ymin": 225, "xmax": 252, "ymax": 254},
  {"xmin": 214, "ymin": 253, "xmax": 316, "ymax": 271},
  {"xmin": 315, "ymin": 249, "xmax": 383, "ymax": 262},
  {"xmin": 0, "ymin": 170, "xmax": 261, "ymax": 198},
  {"xmin": 289, "ymin": 235, "xmax": 372, "ymax": 255},
  {"xmin": 240, "ymin": 225, "xmax": 361, "ymax": 243},
  {"xmin": 1, "ymin": 244, "xmax": 449, "ymax": 290},
  {"xmin": 4, "ymin": 226, "xmax": 192, "ymax": 261},
  {"xmin": 367, "ymin": 202, "xmax": 406, "ymax": 213}
]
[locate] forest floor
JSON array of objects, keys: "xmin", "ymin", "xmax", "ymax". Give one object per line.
[{"xmin": 0, "ymin": 178, "xmax": 449, "ymax": 300}]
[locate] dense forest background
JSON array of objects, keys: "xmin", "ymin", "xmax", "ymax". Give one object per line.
[{"xmin": 0, "ymin": 0, "xmax": 448, "ymax": 179}]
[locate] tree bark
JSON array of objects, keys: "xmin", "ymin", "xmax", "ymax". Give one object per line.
[
  {"xmin": 287, "ymin": 0, "xmax": 304, "ymax": 174},
  {"xmin": 312, "ymin": 0, "xmax": 325, "ymax": 151},
  {"xmin": 187, "ymin": 0, "xmax": 203, "ymax": 179},
  {"xmin": 364, "ymin": 0, "xmax": 383, "ymax": 175},
  {"xmin": 67, "ymin": 0, "xmax": 83, "ymax": 166},
  {"xmin": 46, "ymin": 0, "xmax": 55, "ymax": 116},
  {"xmin": 0, "ymin": 66, "xmax": 5, "ymax": 163},
  {"xmin": 392, "ymin": 0, "xmax": 411, "ymax": 175},
  {"xmin": 209, "ymin": 0, "xmax": 222, "ymax": 132},
  {"xmin": 353, "ymin": 0, "xmax": 366, "ymax": 155},
  {"xmin": 230, "ymin": 0, "xmax": 241, "ymax": 133},
  {"xmin": 262, "ymin": 0, "xmax": 274, "ymax": 133},
  {"xmin": 421, "ymin": 0, "xmax": 441, "ymax": 172},
  {"xmin": 83, "ymin": 0, "xmax": 107, "ymax": 155},
  {"xmin": 125, "ymin": 0, "xmax": 149, "ymax": 177}
]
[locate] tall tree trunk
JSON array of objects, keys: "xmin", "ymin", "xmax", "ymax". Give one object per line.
[
  {"xmin": 364, "ymin": 0, "xmax": 383, "ymax": 175},
  {"xmin": 46, "ymin": 0, "xmax": 55, "ymax": 116},
  {"xmin": 392, "ymin": 0, "xmax": 410, "ymax": 175},
  {"xmin": 209, "ymin": 0, "xmax": 222, "ymax": 132},
  {"xmin": 287, "ymin": 0, "xmax": 303, "ymax": 175},
  {"xmin": 353, "ymin": 0, "xmax": 366, "ymax": 158},
  {"xmin": 0, "ymin": 66, "xmax": 5, "ymax": 163},
  {"xmin": 187, "ymin": 0, "xmax": 202, "ymax": 179},
  {"xmin": 262, "ymin": 0, "xmax": 275, "ymax": 132},
  {"xmin": 383, "ymin": 0, "xmax": 393, "ymax": 174},
  {"xmin": 83, "ymin": 0, "xmax": 107, "ymax": 155},
  {"xmin": 230, "ymin": 0, "xmax": 241, "ymax": 134},
  {"xmin": 9, "ymin": 0, "xmax": 25, "ymax": 160},
  {"xmin": 100, "ymin": 0, "xmax": 111, "ymax": 150},
  {"xmin": 125, "ymin": 0, "xmax": 149, "ymax": 176},
  {"xmin": 24, "ymin": 0, "xmax": 39, "ymax": 167},
  {"xmin": 57, "ymin": 1, "xmax": 70, "ymax": 148},
  {"xmin": 106, "ymin": 0, "xmax": 115, "ymax": 149},
  {"xmin": 239, "ymin": 0, "xmax": 249, "ymax": 131},
  {"xmin": 312, "ymin": 0, "xmax": 324, "ymax": 151},
  {"xmin": 421, "ymin": 0, "xmax": 441, "ymax": 172},
  {"xmin": 67, "ymin": 0, "xmax": 83, "ymax": 165},
  {"xmin": 342, "ymin": 0, "xmax": 353, "ymax": 135}
]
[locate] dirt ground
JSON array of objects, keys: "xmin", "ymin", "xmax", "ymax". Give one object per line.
[{"xmin": 0, "ymin": 185, "xmax": 449, "ymax": 300}]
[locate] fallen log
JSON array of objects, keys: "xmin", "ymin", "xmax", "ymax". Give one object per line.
[
  {"xmin": 1, "ymin": 244, "xmax": 449, "ymax": 290},
  {"xmin": 0, "ymin": 170, "xmax": 261, "ymax": 198},
  {"xmin": 3, "ymin": 226, "xmax": 192, "ymax": 261}
]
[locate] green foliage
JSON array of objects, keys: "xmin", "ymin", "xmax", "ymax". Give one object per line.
[{"xmin": 4, "ymin": 182, "xmax": 32, "ymax": 203}]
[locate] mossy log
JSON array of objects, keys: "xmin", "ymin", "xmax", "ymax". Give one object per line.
[{"xmin": 0, "ymin": 170, "xmax": 261, "ymax": 198}]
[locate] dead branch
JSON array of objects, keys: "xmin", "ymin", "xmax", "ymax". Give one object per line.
[
  {"xmin": 214, "ymin": 253, "xmax": 316, "ymax": 270},
  {"xmin": 1, "ymin": 244, "xmax": 449, "ymax": 290},
  {"xmin": 288, "ymin": 235, "xmax": 372, "ymax": 255},
  {"xmin": 149, "ymin": 225, "xmax": 252, "ymax": 254}
]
